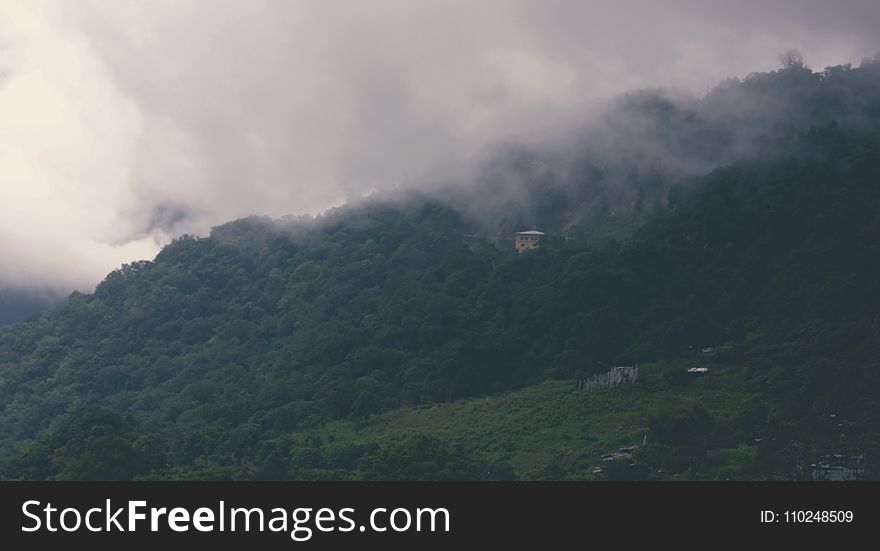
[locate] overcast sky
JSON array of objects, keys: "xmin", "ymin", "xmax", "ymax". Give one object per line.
[{"xmin": 1, "ymin": 0, "xmax": 879, "ymax": 293}]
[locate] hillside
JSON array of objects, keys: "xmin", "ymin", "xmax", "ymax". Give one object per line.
[
  {"xmin": 2, "ymin": 61, "xmax": 880, "ymax": 480},
  {"xmin": 275, "ymin": 360, "xmax": 766, "ymax": 481}
]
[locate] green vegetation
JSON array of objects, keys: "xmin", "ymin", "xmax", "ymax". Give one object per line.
[
  {"xmin": 1, "ymin": 60, "xmax": 880, "ymax": 479},
  {"xmin": 289, "ymin": 360, "xmax": 766, "ymax": 480}
]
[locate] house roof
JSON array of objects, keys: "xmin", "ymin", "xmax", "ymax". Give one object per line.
[{"xmin": 516, "ymin": 230, "xmax": 545, "ymax": 235}]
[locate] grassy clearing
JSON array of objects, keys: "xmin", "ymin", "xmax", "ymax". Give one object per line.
[{"xmin": 303, "ymin": 359, "xmax": 765, "ymax": 479}]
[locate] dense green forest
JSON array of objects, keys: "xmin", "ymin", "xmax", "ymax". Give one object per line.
[{"xmin": 1, "ymin": 60, "xmax": 880, "ymax": 480}]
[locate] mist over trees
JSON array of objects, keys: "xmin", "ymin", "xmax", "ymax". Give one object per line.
[
  {"xmin": 445, "ymin": 55, "xmax": 880, "ymax": 237},
  {"xmin": 1, "ymin": 59, "xmax": 880, "ymax": 479},
  {"xmin": 0, "ymin": 291, "xmax": 63, "ymax": 326}
]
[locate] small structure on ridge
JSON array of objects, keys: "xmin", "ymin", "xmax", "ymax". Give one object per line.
[{"xmin": 515, "ymin": 230, "xmax": 545, "ymax": 253}]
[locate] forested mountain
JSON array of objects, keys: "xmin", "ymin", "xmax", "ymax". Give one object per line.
[
  {"xmin": 1, "ymin": 60, "xmax": 880, "ymax": 480},
  {"xmin": 448, "ymin": 55, "xmax": 880, "ymax": 239}
]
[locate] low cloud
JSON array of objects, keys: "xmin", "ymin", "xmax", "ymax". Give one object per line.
[{"xmin": 1, "ymin": 0, "xmax": 879, "ymax": 292}]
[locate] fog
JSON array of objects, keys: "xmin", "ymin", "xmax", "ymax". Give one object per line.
[{"xmin": 2, "ymin": 0, "xmax": 879, "ymax": 293}]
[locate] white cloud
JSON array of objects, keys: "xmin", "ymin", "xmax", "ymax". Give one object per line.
[
  {"xmin": 1, "ymin": 0, "xmax": 878, "ymax": 292},
  {"xmin": 1, "ymin": 0, "xmax": 156, "ymax": 291}
]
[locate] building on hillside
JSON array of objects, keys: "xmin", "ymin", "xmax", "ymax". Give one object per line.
[
  {"xmin": 612, "ymin": 365, "xmax": 638, "ymax": 377},
  {"xmin": 515, "ymin": 230, "xmax": 545, "ymax": 253}
]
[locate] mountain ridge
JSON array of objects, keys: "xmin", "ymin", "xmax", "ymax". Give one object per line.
[{"xmin": 2, "ymin": 61, "xmax": 880, "ymax": 479}]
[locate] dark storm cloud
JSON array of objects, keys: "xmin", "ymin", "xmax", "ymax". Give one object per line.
[{"xmin": 1, "ymin": 0, "xmax": 879, "ymax": 291}]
